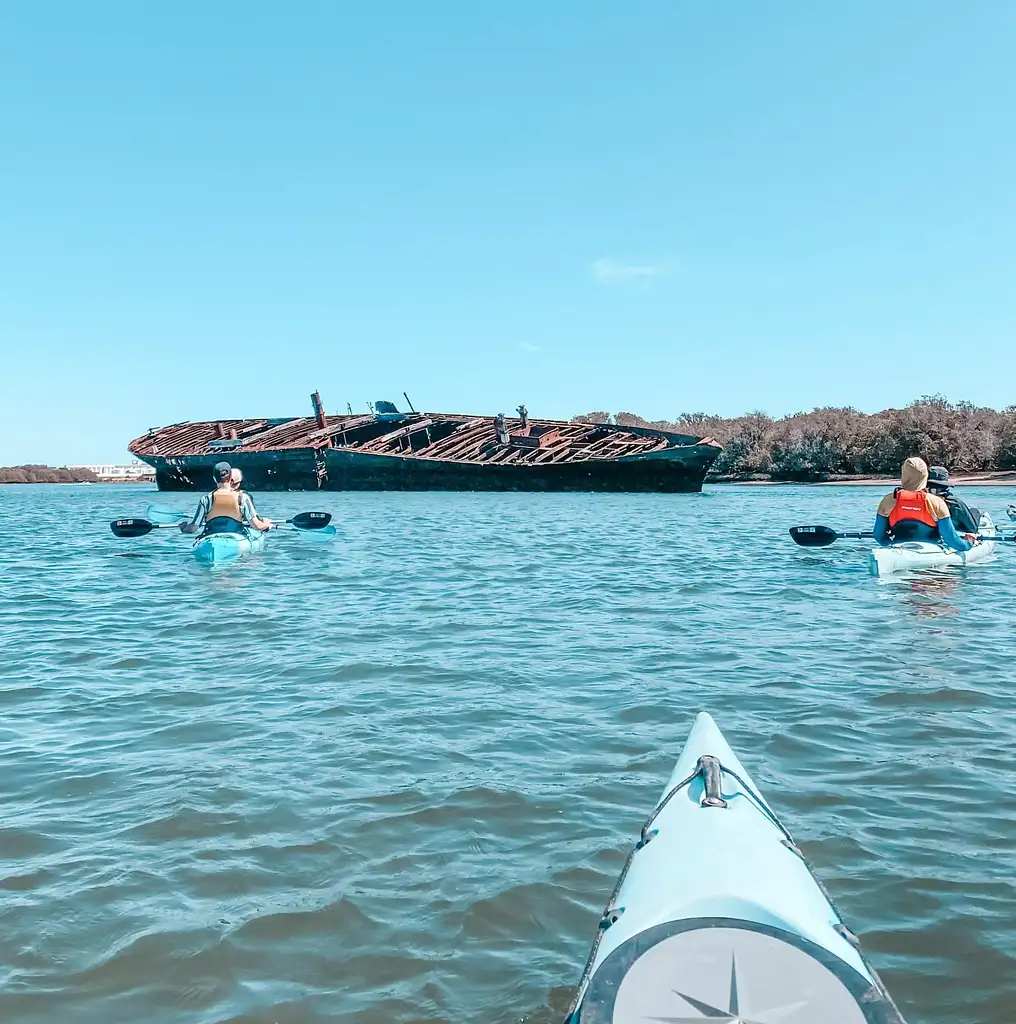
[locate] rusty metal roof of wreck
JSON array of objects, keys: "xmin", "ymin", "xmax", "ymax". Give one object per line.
[
  {"xmin": 129, "ymin": 415, "xmax": 370, "ymax": 457},
  {"xmin": 129, "ymin": 413, "xmax": 718, "ymax": 463}
]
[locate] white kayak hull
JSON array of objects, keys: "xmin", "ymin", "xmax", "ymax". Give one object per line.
[
  {"xmin": 566, "ymin": 712, "xmax": 905, "ymax": 1023},
  {"xmin": 868, "ymin": 513, "xmax": 996, "ymax": 576}
]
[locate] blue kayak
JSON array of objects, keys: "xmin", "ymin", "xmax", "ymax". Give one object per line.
[
  {"xmin": 192, "ymin": 527, "xmax": 267, "ymax": 565},
  {"xmin": 565, "ymin": 712, "xmax": 905, "ymax": 1023}
]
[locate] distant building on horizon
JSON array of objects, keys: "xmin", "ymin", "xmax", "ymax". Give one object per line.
[{"xmin": 67, "ymin": 460, "xmax": 155, "ymax": 482}]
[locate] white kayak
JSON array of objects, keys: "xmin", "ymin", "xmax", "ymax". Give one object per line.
[
  {"xmin": 565, "ymin": 712, "xmax": 905, "ymax": 1023},
  {"xmin": 868, "ymin": 513, "xmax": 996, "ymax": 576}
]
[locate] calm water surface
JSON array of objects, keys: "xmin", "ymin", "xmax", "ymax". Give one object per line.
[{"xmin": 1, "ymin": 483, "xmax": 1014, "ymax": 1023}]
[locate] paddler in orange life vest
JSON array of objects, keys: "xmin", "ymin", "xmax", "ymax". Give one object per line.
[
  {"xmin": 180, "ymin": 461, "xmax": 272, "ymax": 536},
  {"xmin": 873, "ymin": 457, "xmax": 974, "ymax": 551}
]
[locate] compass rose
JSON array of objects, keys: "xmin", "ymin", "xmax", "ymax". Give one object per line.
[{"xmin": 646, "ymin": 954, "xmax": 807, "ymax": 1023}]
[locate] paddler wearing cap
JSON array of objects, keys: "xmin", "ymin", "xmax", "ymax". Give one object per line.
[
  {"xmin": 873, "ymin": 456, "xmax": 973, "ymax": 551},
  {"xmin": 179, "ymin": 461, "xmax": 272, "ymax": 536},
  {"xmin": 926, "ymin": 464, "xmax": 980, "ymax": 534}
]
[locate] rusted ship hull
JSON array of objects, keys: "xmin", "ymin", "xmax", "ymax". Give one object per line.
[
  {"xmin": 146, "ymin": 446, "xmax": 718, "ymax": 493},
  {"xmin": 130, "ymin": 395, "xmax": 722, "ymax": 494},
  {"xmin": 321, "ymin": 447, "xmax": 716, "ymax": 492},
  {"xmin": 151, "ymin": 450, "xmax": 322, "ymax": 492}
]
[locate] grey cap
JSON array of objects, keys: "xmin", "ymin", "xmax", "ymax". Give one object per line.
[
  {"xmin": 212, "ymin": 461, "xmax": 232, "ymax": 480},
  {"xmin": 928, "ymin": 465, "xmax": 951, "ymax": 487}
]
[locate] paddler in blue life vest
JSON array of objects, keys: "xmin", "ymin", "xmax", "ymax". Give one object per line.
[
  {"xmin": 180, "ymin": 461, "xmax": 272, "ymax": 536},
  {"xmin": 873, "ymin": 456, "xmax": 973, "ymax": 550}
]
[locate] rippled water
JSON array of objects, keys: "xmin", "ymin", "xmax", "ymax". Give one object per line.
[{"xmin": 1, "ymin": 482, "xmax": 1014, "ymax": 1023}]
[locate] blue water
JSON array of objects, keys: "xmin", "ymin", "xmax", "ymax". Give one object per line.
[{"xmin": 1, "ymin": 483, "xmax": 1014, "ymax": 1023}]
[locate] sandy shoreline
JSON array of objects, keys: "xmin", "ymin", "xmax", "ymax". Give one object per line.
[{"xmin": 712, "ymin": 473, "xmax": 1016, "ymax": 487}]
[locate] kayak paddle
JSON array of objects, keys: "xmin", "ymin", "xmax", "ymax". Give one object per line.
[
  {"xmin": 791, "ymin": 524, "xmax": 1014, "ymax": 547},
  {"xmin": 110, "ymin": 517, "xmax": 184, "ymax": 538},
  {"xmin": 149, "ymin": 506, "xmax": 332, "ymax": 531},
  {"xmin": 789, "ymin": 525, "xmax": 873, "ymax": 547},
  {"xmin": 114, "ymin": 512, "xmax": 331, "ymax": 538},
  {"xmin": 269, "ymin": 512, "xmax": 333, "ymax": 530}
]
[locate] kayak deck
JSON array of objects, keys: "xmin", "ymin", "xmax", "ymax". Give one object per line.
[
  {"xmin": 868, "ymin": 513, "xmax": 996, "ymax": 576},
  {"xmin": 566, "ymin": 713, "xmax": 905, "ymax": 1023}
]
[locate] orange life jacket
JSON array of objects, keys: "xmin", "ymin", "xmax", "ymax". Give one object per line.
[
  {"xmin": 888, "ymin": 489, "xmax": 938, "ymax": 529},
  {"xmin": 207, "ymin": 488, "xmax": 243, "ymax": 522}
]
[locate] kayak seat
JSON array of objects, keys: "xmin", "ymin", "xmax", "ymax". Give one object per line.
[{"xmin": 202, "ymin": 516, "xmax": 249, "ymax": 536}]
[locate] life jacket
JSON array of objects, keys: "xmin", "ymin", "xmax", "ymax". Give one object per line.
[
  {"xmin": 207, "ymin": 487, "xmax": 243, "ymax": 523},
  {"xmin": 887, "ymin": 489, "xmax": 938, "ymax": 538}
]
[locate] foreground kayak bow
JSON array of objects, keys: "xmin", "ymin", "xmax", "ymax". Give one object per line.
[{"xmin": 565, "ymin": 713, "xmax": 905, "ymax": 1023}]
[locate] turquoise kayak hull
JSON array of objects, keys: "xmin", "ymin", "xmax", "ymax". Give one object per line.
[
  {"xmin": 566, "ymin": 712, "xmax": 905, "ymax": 1023},
  {"xmin": 192, "ymin": 528, "xmax": 267, "ymax": 565}
]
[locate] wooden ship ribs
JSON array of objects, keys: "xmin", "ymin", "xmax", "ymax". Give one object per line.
[{"xmin": 128, "ymin": 393, "xmax": 722, "ymax": 493}]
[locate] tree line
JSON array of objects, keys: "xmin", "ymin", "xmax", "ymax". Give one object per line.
[
  {"xmin": 574, "ymin": 397, "xmax": 1016, "ymax": 481},
  {"xmin": 0, "ymin": 465, "xmax": 100, "ymax": 484}
]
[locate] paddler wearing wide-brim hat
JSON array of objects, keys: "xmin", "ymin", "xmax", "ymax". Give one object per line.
[
  {"xmin": 180, "ymin": 461, "xmax": 272, "ymax": 536},
  {"xmin": 872, "ymin": 456, "xmax": 973, "ymax": 551}
]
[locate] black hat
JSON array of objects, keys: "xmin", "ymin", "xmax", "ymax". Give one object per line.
[
  {"xmin": 212, "ymin": 461, "xmax": 232, "ymax": 481},
  {"xmin": 927, "ymin": 465, "xmax": 951, "ymax": 488}
]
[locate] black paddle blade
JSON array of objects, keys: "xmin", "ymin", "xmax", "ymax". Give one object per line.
[
  {"xmin": 291, "ymin": 511, "xmax": 332, "ymax": 530},
  {"xmin": 789, "ymin": 525, "xmax": 839, "ymax": 547},
  {"xmin": 110, "ymin": 518, "xmax": 156, "ymax": 538}
]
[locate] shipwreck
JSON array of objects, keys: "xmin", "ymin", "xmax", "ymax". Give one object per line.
[{"xmin": 128, "ymin": 393, "xmax": 722, "ymax": 493}]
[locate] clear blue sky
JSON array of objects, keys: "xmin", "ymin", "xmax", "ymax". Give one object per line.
[{"xmin": 1, "ymin": 1, "xmax": 1014, "ymax": 464}]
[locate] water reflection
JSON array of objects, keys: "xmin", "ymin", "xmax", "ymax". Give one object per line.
[{"xmin": 884, "ymin": 570, "xmax": 961, "ymax": 618}]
